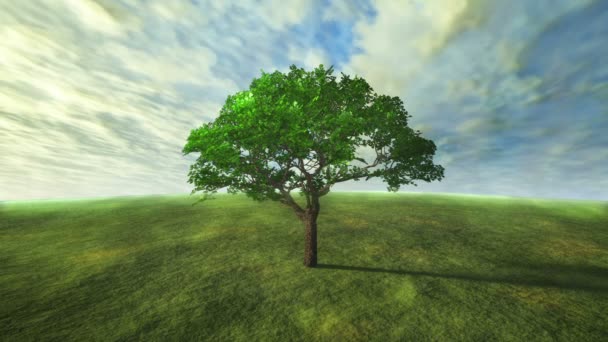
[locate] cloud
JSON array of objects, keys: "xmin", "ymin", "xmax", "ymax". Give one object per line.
[
  {"xmin": 321, "ymin": 0, "xmax": 374, "ymax": 22},
  {"xmin": 61, "ymin": 0, "xmax": 125, "ymax": 36},
  {"xmin": 330, "ymin": 0, "xmax": 606, "ymax": 201},
  {"xmin": 516, "ymin": 0, "xmax": 608, "ymax": 103},
  {"xmin": 1, "ymin": 0, "xmax": 606, "ymax": 202},
  {"xmin": 287, "ymin": 45, "xmax": 330, "ymax": 71},
  {"xmin": 340, "ymin": 0, "xmax": 491, "ymax": 97},
  {"xmin": 0, "ymin": 0, "xmax": 328, "ymax": 201}
]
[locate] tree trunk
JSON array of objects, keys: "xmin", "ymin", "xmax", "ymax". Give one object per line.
[
  {"xmin": 303, "ymin": 215, "xmax": 318, "ymax": 267},
  {"xmin": 303, "ymin": 195, "xmax": 320, "ymax": 267}
]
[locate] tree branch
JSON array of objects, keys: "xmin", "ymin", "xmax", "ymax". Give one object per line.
[
  {"xmin": 242, "ymin": 145, "xmax": 309, "ymax": 216},
  {"xmin": 298, "ymin": 158, "xmax": 313, "ymax": 208},
  {"xmin": 278, "ymin": 189, "xmax": 306, "ymax": 220},
  {"xmin": 317, "ymin": 150, "xmax": 385, "ymax": 194}
]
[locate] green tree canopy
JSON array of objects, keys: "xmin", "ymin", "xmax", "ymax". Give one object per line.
[{"xmin": 183, "ymin": 64, "xmax": 445, "ymax": 266}]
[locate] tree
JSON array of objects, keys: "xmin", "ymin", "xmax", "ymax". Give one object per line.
[{"xmin": 182, "ymin": 64, "xmax": 445, "ymax": 267}]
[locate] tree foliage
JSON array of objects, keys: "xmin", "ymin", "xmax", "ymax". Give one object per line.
[{"xmin": 183, "ymin": 64, "xmax": 445, "ymax": 212}]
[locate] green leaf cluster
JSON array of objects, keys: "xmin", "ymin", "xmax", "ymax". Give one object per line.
[{"xmin": 183, "ymin": 64, "xmax": 444, "ymax": 206}]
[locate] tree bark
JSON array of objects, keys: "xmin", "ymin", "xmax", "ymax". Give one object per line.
[
  {"xmin": 303, "ymin": 195, "xmax": 320, "ymax": 267},
  {"xmin": 303, "ymin": 215, "xmax": 318, "ymax": 267}
]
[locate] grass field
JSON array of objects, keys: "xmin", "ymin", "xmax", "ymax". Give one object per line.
[{"xmin": 1, "ymin": 192, "xmax": 607, "ymax": 341}]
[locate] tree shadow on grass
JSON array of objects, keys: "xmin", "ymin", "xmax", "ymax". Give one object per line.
[{"xmin": 315, "ymin": 263, "xmax": 608, "ymax": 293}]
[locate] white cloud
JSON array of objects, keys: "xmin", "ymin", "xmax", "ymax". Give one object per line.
[
  {"xmin": 0, "ymin": 0, "xmax": 318, "ymax": 201},
  {"xmin": 254, "ymin": 0, "xmax": 315, "ymax": 30},
  {"xmin": 150, "ymin": 1, "xmax": 203, "ymax": 22},
  {"xmin": 287, "ymin": 44, "xmax": 330, "ymax": 70},
  {"xmin": 343, "ymin": 0, "xmax": 473, "ymax": 96},
  {"xmin": 61, "ymin": 0, "xmax": 124, "ymax": 36},
  {"xmin": 321, "ymin": 0, "xmax": 373, "ymax": 22},
  {"xmin": 1, "ymin": 0, "xmax": 605, "ymax": 202}
]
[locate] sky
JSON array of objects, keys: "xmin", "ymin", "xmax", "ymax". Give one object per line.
[{"xmin": 1, "ymin": 0, "xmax": 607, "ymax": 202}]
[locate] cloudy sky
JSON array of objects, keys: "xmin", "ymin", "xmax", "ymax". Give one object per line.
[{"xmin": 1, "ymin": 0, "xmax": 606, "ymax": 202}]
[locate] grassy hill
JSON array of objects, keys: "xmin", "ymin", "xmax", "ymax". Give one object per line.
[{"xmin": 1, "ymin": 192, "xmax": 607, "ymax": 341}]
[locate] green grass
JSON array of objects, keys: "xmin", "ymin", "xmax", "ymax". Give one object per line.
[{"xmin": 1, "ymin": 192, "xmax": 607, "ymax": 341}]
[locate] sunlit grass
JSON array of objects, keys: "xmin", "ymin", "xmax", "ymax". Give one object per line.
[{"xmin": 1, "ymin": 192, "xmax": 607, "ymax": 341}]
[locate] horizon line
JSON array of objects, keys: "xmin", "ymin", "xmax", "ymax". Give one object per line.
[{"xmin": 2, "ymin": 191, "xmax": 606, "ymax": 204}]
